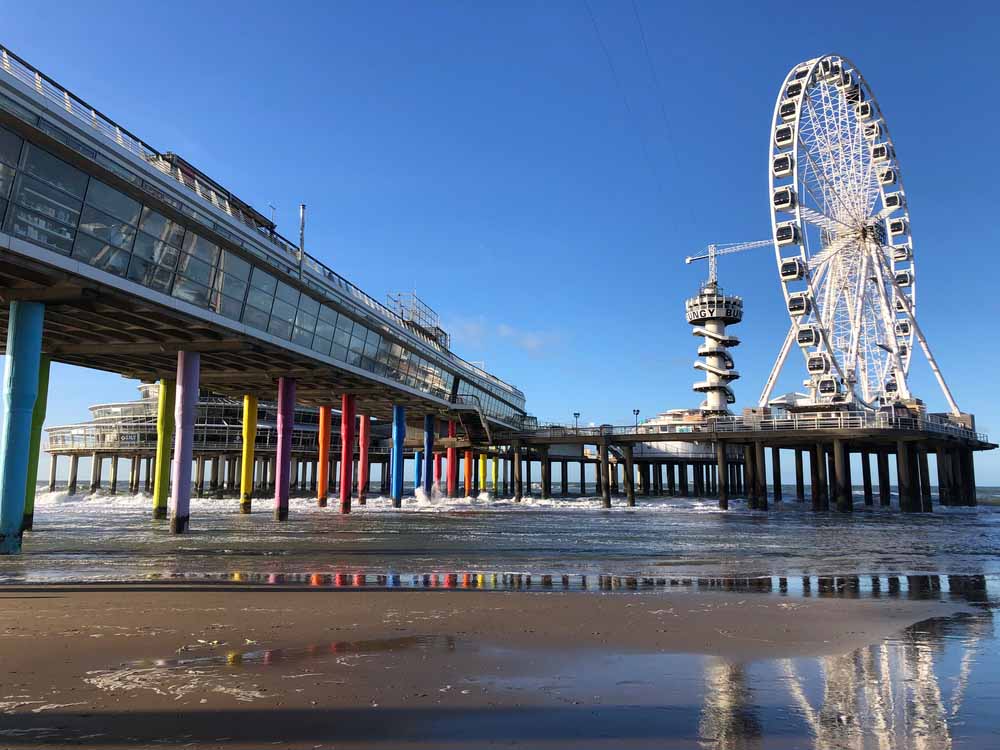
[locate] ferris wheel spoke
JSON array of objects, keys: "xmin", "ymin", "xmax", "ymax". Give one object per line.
[
  {"xmin": 807, "ymin": 234, "xmax": 855, "ymax": 270},
  {"xmin": 799, "ymin": 206, "xmax": 852, "ymax": 234}
]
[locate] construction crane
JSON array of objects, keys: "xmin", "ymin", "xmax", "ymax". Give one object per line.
[{"xmin": 685, "ymin": 240, "xmax": 772, "ymax": 284}]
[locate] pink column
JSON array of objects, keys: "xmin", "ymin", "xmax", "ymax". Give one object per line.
[
  {"xmin": 169, "ymin": 351, "xmax": 200, "ymax": 534},
  {"xmin": 273, "ymin": 377, "xmax": 296, "ymax": 521},
  {"xmin": 339, "ymin": 394, "xmax": 356, "ymax": 514},
  {"xmin": 357, "ymin": 414, "xmax": 370, "ymax": 505}
]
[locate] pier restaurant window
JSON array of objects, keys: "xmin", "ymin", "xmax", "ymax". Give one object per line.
[
  {"xmin": 311, "ymin": 305, "xmax": 338, "ymax": 356},
  {"xmin": 210, "ymin": 250, "xmax": 251, "ymax": 321},
  {"xmin": 268, "ymin": 280, "xmax": 299, "ymax": 340},
  {"xmin": 243, "ymin": 267, "xmax": 277, "ymax": 332},
  {"xmin": 0, "ymin": 126, "xmax": 23, "ymax": 221},
  {"xmin": 127, "ymin": 207, "xmax": 182, "ymax": 293},
  {"xmin": 172, "ymin": 233, "xmax": 219, "ymax": 307},
  {"xmin": 72, "ymin": 178, "xmax": 140, "ymax": 276},
  {"xmin": 4, "ymin": 144, "xmax": 85, "ymax": 255}
]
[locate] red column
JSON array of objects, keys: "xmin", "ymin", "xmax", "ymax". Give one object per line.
[
  {"xmin": 357, "ymin": 414, "xmax": 370, "ymax": 505},
  {"xmin": 317, "ymin": 406, "xmax": 331, "ymax": 507},
  {"xmin": 339, "ymin": 395, "xmax": 356, "ymax": 514},
  {"xmin": 464, "ymin": 450, "xmax": 473, "ymax": 497},
  {"xmin": 433, "ymin": 452, "xmax": 442, "ymax": 488},
  {"xmin": 446, "ymin": 420, "xmax": 458, "ymax": 498}
]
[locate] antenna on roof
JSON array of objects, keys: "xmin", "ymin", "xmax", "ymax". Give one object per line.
[{"xmin": 298, "ymin": 203, "xmax": 306, "ymax": 279}]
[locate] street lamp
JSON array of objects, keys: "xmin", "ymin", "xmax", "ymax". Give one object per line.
[
  {"xmin": 633, "ymin": 409, "xmax": 640, "ymax": 429},
  {"xmin": 573, "ymin": 412, "xmax": 580, "ymax": 430}
]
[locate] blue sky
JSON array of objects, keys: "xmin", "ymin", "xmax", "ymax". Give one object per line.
[{"xmin": 3, "ymin": 0, "xmax": 1000, "ymax": 480}]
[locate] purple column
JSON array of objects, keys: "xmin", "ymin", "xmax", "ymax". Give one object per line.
[
  {"xmin": 274, "ymin": 377, "xmax": 296, "ymax": 521},
  {"xmin": 169, "ymin": 351, "xmax": 200, "ymax": 534}
]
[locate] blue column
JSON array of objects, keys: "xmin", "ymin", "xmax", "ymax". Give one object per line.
[
  {"xmin": 0, "ymin": 301, "xmax": 45, "ymax": 555},
  {"xmin": 390, "ymin": 405, "xmax": 405, "ymax": 507},
  {"xmin": 423, "ymin": 415, "xmax": 434, "ymax": 495},
  {"xmin": 414, "ymin": 451, "xmax": 423, "ymax": 492}
]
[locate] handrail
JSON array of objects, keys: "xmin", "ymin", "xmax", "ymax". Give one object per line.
[{"xmin": 0, "ymin": 44, "xmax": 524, "ymax": 402}]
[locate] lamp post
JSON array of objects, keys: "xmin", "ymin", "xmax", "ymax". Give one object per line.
[
  {"xmin": 573, "ymin": 412, "xmax": 580, "ymax": 430},
  {"xmin": 633, "ymin": 409, "xmax": 640, "ymax": 429}
]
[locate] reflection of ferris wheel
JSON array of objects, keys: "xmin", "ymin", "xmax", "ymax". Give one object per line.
[{"xmin": 761, "ymin": 53, "xmax": 959, "ymax": 414}]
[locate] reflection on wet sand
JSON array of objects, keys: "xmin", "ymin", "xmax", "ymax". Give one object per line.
[{"xmin": 700, "ymin": 575, "xmax": 993, "ymax": 749}]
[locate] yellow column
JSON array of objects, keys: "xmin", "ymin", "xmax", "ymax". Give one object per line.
[
  {"xmin": 152, "ymin": 379, "xmax": 175, "ymax": 519},
  {"xmin": 239, "ymin": 394, "xmax": 258, "ymax": 513},
  {"xmin": 479, "ymin": 453, "xmax": 486, "ymax": 493},
  {"xmin": 492, "ymin": 455, "xmax": 499, "ymax": 492}
]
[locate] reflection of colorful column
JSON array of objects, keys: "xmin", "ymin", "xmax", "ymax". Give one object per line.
[
  {"xmin": 479, "ymin": 453, "xmax": 486, "ymax": 495},
  {"xmin": 357, "ymin": 414, "xmax": 370, "ymax": 505},
  {"xmin": 169, "ymin": 351, "xmax": 199, "ymax": 534},
  {"xmin": 390, "ymin": 405, "xmax": 405, "ymax": 507},
  {"xmin": 446, "ymin": 421, "xmax": 458, "ymax": 498},
  {"xmin": 339, "ymin": 394, "xmax": 356, "ymax": 513},
  {"xmin": 316, "ymin": 405, "xmax": 331, "ymax": 506},
  {"xmin": 423, "ymin": 415, "xmax": 434, "ymax": 495},
  {"xmin": 239, "ymin": 394, "xmax": 257, "ymax": 513},
  {"xmin": 274, "ymin": 377, "xmax": 296, "ymax": 521},
  {"xmin": 464, "ymin": 451, "xmax": 473, "ymax": 497},
  {"xmin": 22, "ymin": 355, "xmax": 49, "ymax": 531},
  {"xmin": 0, "ymin": 301, "xmax": 44, "ymax": 554},
  {"xmin": 152, "ymin": 378, "xmax": 175, "ymax": 519}
]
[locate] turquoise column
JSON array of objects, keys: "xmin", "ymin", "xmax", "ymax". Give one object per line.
[
  {"xmin": 414, "ymin": 450, "xmax": 423, "ymax": 494},
  {"xmin": 0, "ymin": 301, "xmax": 45, "ymax": 554}
]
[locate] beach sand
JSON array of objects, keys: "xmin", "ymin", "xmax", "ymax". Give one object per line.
[{"xmin": 0, "ymin": 588, "xmax": 967, "ymax": 748}]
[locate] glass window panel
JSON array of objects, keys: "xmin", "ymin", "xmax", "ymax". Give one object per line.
[
  {"xmin": 242, "ymin": 305, "xmax": 269, "ymax": 331},
  {"xmin": 292, "ymin": 326, "xmax": 313, "ymax": 347},
  {"xmin": 175, "ymin": 252, "xmax": 215, "ymax": 286},
  {"xmin": 347, "ymin": 349, "xmax": 362, "ymax": 366},
  {"xmin": 5, "ymin": 204, "xmax": 75, "ymax": 254},
  {"xmin": 12, "ymin": 174, "xmax": 81, "ymax": 226},
  {"xmin": 216, "ymin": 295, "xmax": 243, "ymax": 321},
  {"xmin": 217, "ymin": 250, "xmax": 251, "ymax": 281},
  {"xmin": 349, "ymin": 335, "xmax": 366, "ymax": 354},
  {"xmin": 297, "ymin": 294, "xmax": 319, "ymax": 317},
  {"xmin": 181, "ymin": 232, "xmax": 220, "ymax": 265},
  {"xmin": 331, "ymin": 343, "xmax": 348, "ymax": 362},
  {"xmin": 270, "ymin": 298, "xmax": 296, "ymax": 326},
  {"xmin": 363, "ymin": 340, "xmax": 378, "ymax": 358},
  {"xmin": 72, "ymin": 233, "xmax": 130, "ymax": 276},
  {"xmin": 333, "ymin": 328, "xmax": 350, "ymax": 348},
  {"xmin": 268, "ymin": 315, "xmax": 292, "ymax": 340},
  {"xmin": 84, "ymin": 179, "xmax": 140, "ymax": 225},
  {"xmin": 0, "ymin": 162, "xmax": 14, "ymax": 200},
  {"xmin": 246, "ymin": 286, "xmax": 274, "ymax": 314},
  {"xmin": 125, "ymin": 256, "xmax": 174, "ymax": 293},
  {"xmin": 132, "ymin": 233, "xmax": 179, "ymax": 267},
  {"xmin": 138, "ymin": 207, "xmax": 185, "ymax": 248},
  {"xmin": 314, "ymin": 318, "xmax": 336, "ymax": 341},
  {"xmin": 215, "ymin": 272, "xmax": 248, "ymax": 301},
  {"xmin": 336, "ymin": 315, "xmax": 354, "ymax": 336},
  {"xmin": 78, "ymin": 205, "xmax": 136, "ymax": 250},
  {"xmin": 250, "ymin": 266, "xmax": 277, "ymax": 294},
  {"xmin": 294, "ymin": 311, "xmax": 316, "ymax": 333},
  {"xmin": 172, "ymin": 276, "xmax": 211, "ymax": 307},
  {"xmin": 312, "ymin": 336, "xmax": 332, "ymax": 356},
  {"xmin": 0, "ymin": 126, "xmax": 22, "ymax": 168},
  {"xmin": 274, "ymin": 281, "xmax": 299, "ymax": 306},
  {"xmin": 318, "ymin": 305, "xmax": 337, "ymax": 326},
  {"xmin": 21, "ymin": 144, "xmax": 87, "ymax": 198}
]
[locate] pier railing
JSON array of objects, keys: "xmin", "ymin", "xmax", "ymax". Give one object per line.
[{"xmin": 500, "ymin": 412, "xmax": 988, "ymax": 443}]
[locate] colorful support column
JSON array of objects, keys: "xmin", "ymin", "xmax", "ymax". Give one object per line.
[
  {"xmin": 446, "ymin": 421, "xmax": 458, "ymax": 498},
  {"xmin": 478, "ymin": 452, "xmax": 487, "ymax": 496},
  {"xmin": 433, "ymin": 452, "xmax": 442, "ymax": 490},
  {"xmin": 492, "ymin": 454, "xmax": 499, "ymax": 495},
  {"xmin": 414, "ymin": 450, "xmax": 423, "ymax": 494},
  {"xmin": 358, "ymin": 414, "xmax": 371, "ymax": 505},
  {"xmin": 463, "ymin": 450, "xmax": 473, "ymax": 497},
  {"xmin": 274, "ymin": 377, "xmax": 296, "ymax": 521},
  {"xmin": 339, "ymin": 394, "xmax": 356, "ymax": 513},
  {"xmin": 240, "ymin": 394, "xmax": 258, "ymax": 513},
  {"xmin": 316, "ymin": 405, "xmax": 331, "ymax": 506},
  {"xmin": 391, "ymin": 405, "xmax": 405, "ymax": 507},
  {"xmin": 422, "ymin": 415, "xmax": 434, "ymax": 496},
  {"xmin": 151, "ymin": 379, "xmax": 175, "ymax": 519},
  {"xmin": 0, "ymin": 301, "xmax": 45, "ymax": 554},
  {"xmin": 169, "ymin": 351, "xmax": 200, "ymax": 534},
  {"xmin": 21, "ymin": 355, "xmax": 50, "ymax": 531}
]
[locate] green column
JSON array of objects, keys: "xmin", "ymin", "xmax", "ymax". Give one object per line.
[
  {"xmin": 152, "ymin": 379, "xmax": 175, "ymax": 519},
  {"xmin": 21, "ymin": 355, "xmax": 50, "ymax": 531}
]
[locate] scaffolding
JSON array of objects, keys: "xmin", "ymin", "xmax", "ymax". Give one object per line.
[{"xmin": 386, "ymin": 292, "xmax": 451, "ymax": 349}]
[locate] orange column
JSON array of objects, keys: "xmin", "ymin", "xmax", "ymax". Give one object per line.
[
  {"xmin": 317, "ymin": 406, "xmax": 331, "ymax": 506},
  {"xmin": 464, "ymin": 450, "xmax": 473, "ymax": 497}
]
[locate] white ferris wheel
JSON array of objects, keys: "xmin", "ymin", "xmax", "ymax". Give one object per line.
[{"xmin": 760, "ymin": 53, "xmax": 960, "ymax": 415}]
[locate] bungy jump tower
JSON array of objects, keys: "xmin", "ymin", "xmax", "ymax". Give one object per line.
[{"xmin": 686, "ymin": 280, "xmax": 742, "ymax": 415}]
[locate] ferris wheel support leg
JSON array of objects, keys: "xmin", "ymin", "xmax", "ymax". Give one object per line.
[
  {"xmin": 758, "ymin": 323, "xmax": 796, "ymax": 407},
  {"xmin": 869, "ymin": 250, "xmax": 912, "ymax": 400}
]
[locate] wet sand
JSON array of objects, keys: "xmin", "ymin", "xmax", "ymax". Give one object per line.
[{"xmin": 0, "ymin": 587, "xmax": 968, "ymax": 749}]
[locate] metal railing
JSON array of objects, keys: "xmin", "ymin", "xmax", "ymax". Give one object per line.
[
  {"xmin": 0, "ymin": 44, "xmax": 525, "ymax": 404},
  {"xmin": 498, "ymin": 412, "xmax": 988, "ymax": 443}
]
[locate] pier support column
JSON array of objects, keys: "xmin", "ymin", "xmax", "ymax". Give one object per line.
[
  {"xmin": 833, "ymin": 439, "xmax": 852, "ymax": 513},
  {"xmin": 89, "ymin": 453, "xmax": 102, "ymax": 494},
  {"xmin": 861, "ymin": 451, "xmax": 874, "ymax": 506},
  {"xmin": 812, "ymin": 444, "xmax": 828, "ymax": 511},
  {"xmin": 68, "ymin": 454, "xmax": 80, "ymax": 496},
  {"xmin": 273, "ymin": 377, "xmax": 295, "ymax": 521},
  {"xmin": 169, "ymin": 351, "xmax": 199, "ymax": 534},
  {"xmin": 716, "ymin": 441, "xmax": 729, "ymax": 511},
  {"xmin": 316, "ymin": 405, "xmax": 331, "ymax": 507},
  {"xmin": 609, "ymin": 463, "xmax": 618, "ymax": 495},
  {"xmin": 770, "ymin": 447, "xmax": 781, "ymax": 503},
  {"xmin": 434, "ymin": 452, "xmax": 443, "ymax": 491},
  {"xmin": 896, "ymin": 441, "xmax": 915, "ymax": 512},
  {"xmin": 599, "ymin": 441, "xmax": 611, "ymax": 509},
  {"xmin": 743, "ymin": 446, "xmax": 756, "ymax": 507},
  {"xmin": 109, "ymin": 455, "xmax": 119, "ymax": 495},
  {"xmin": 492, "ymin": 454, "xmax": 499, "ymax": 495},
  {"xmin": 679, "ymin": 462, "xmax": 689, "ymax": 497},
  {"xmin": 22, "ymin": 355, "xmax": 49, "ymax": 531},
  {"xmin": 560, "ymin": 460, "xmax": 568, "ymax": 496},
  {"xmin": 936, "ymin": 448, "xmax": 952, "ymax": 506},
  {"xmin": 48, "ymin": 454, "xmax": 57, "ymax": 492},
  {"xmin": 877, "ymin": 450, "xmax": 891, "ymax": 506},
  {"xmin": 0, "ymin": 300, "xmax": 44, "ymax": 554},
  {"xmin": 464, "ymin": 450, "xmax": 473, "ymax": 497},
  {"xmin": 540, "ymin": 446, "xmax": 551, "ymax": 499},
  {"xmin": 637, "ymin": 463, "xmax": 647, "ymax": 496},
  {"xmin": 194, "ymin": 456, "xmax": 205, "ymax": 498},
  {"xmin": 918, "ymin": 448, "xmax": 932, "ymax": 512},
  {"xmin": 503, "ymin": 456, "xmax": 510, "ymax": 496},
  {"xmin": 478, "ymin": 451, "xmax": 487, "ymax": 496},
  {"xmin": 962, "ymin": 449, "xmax": 977, "ymax": 506},
  {"xmin": 666, "ymin": 463, "xmax": 676, "ymax": 496},
  {"xmin": 754, "ymin": 442, "xmax": 767, "ymax": 509},
  {"xmin": 390, "ymin": 405, "xmax": 405, "ymax": 506},
  {"xmin": 794, "ymin": 449, "xmax": 805, "ymax": 502},
  {"xmin": 652, "ymin": 463, "xmax": 662, "ymax": 496},
  {"xmin": 414, "ymin": 450, "xmax": 423, "ymax": 494},
  {"xmin": 339, "ymin": 394, "xmax": 356, "ymax": 514},
  {"xmin": 210, "ymin": 456, "xmax": 222, "ymax": 498},
  {"xmin": 358, "ymin": 414, "xmax": 371, "ymax": 504},
  {"xmin": 446, "ymin": 421, "xmax": 458, "ymax": 499},
  {"xmin": 578, "ymin": 460, "xmax": 586, "ymax": 496},
  {"xmin": 512, "ymin": 442, "xmax": 523, "ymax": 501},
  {"xmin": 623, "ymin": 444, "xmax": 635, "ymax": 507},
  {"xmin": 421, "ymin": 415, "xmax": 433, "ymax": 497},
  {"xmin": 525, "ymin": 458, "xmax": 532, "ymax": 497}
]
